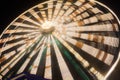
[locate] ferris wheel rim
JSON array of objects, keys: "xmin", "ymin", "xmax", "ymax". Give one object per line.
[{"xmin": 0, "ymin": 0, "xmax": 120, "ymax": 79}]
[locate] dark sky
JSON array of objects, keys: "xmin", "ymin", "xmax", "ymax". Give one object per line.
[
  {"xmin": 0, "ymin": 0, "xmax": 120, "ymax": 80},
  {"xmin": 0, "ymin": 0, "xmax": 46, "ymax": 34}
]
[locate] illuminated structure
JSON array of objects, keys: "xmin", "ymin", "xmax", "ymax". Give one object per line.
[{"xmin": 0, "ymin": 0, "xmax": 120, "ymax": 80}]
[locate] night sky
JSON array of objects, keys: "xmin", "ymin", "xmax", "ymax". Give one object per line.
[{"xmin": 0, "ymin": 0, "xmax": 120, "ymax": 80}]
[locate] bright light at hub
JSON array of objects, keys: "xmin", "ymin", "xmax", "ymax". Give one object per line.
[{"xmin": 42, "ymin": 21, "xmax": 54, "ymax": 29}]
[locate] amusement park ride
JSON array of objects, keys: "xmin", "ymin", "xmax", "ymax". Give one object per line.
[{"xmin": 0, "ymin": 0, "xmax": 120, "ymax": 80}]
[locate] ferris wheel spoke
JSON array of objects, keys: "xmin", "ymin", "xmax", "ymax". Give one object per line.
[
  {"xmin": 52, "ymin": 0, "xmax": 63, "ymax": 20},
  {"xmin": 19, "ymin": 15, "xmax": 41, "ymax": 26},
  {"xmin": 40, "ymin": 10, "xmax": 47, "ymax": 21},
  {"xmin": 0, "ymin": 33, "xmax": 41, "ymax": 54},
  {"xmin": 12, "ymin": 22, "xmax": 39, "ymax": 29},
  {"xmin": 52, "ymin": 32, "xmax": 89, "ymax": 68},
  {"xmin": 0, "ymin": 40, "xmax": 27, "ymax": 53},
  {"xmin": 51, "ymin": 35, "xmax": 74, "ymax": 80},
  {"xmin": 30, "ymin": 37, "xmax": 47, "ymax": 74},
  {"xmin": 19, "ymin": 35, "xmax": 47, "ymax": 76},
  {"xmin": 0, "ymin": 35, "xmax": 42, "ymax": 74},
  {"xmin": 4, "ymin": 29, "xmax": 39, "ymax": 34},
  {"xmin": 53, "ymin": 36, "xmax": 91, "ymax": 80},
  {"xmin": 2, "ymin": 36, "xmax": 44, "ymax": 78},
  {"xmin": 43, "ymin": 36, "xmax": 52, "ymax": 79},
  {"xmin": 55, "ymin": 1, "xmax": 72, "ymax": 21},
  {"xmin": 62, "ymin": 4, "xmax": 74, "ymax": 17},
  {"xmin": 64, "ymin": 36, "xmax": 115, "ymax": 65},
  {"xmin": 71, "ymin": 3, "xmax": 95, "ymax": 18},
  {"xmin": 28, "ymin": 10, "xmax": 43, "ymax": 24},
  {"xmin": 47, "ymin": 1, "xmax": 54, "ymax": 21},
  {"xmin": 0, "ymin": 35, "xmax": 26, "ymax": 44},
  {"xmin": 65, "ymin": 23, "xmax": 119, "ymax": 32},
  {"xmin": 0, "ymin": 32, "xmax": 41, "ymax": 51},
  {"xmin": 16, "ymin": 37, "xmax": 46, "ymax": 74},
  {"xmin": 0, "ymin": 44, "xmax": 26, "ymax": 65},
  {"xmin": 66, "ymin": 32, "xmax": 119, "ymax": 47}
]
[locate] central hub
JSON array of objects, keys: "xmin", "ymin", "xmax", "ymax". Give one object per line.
[
  {"xmin": 42, "ymin": 21, "xmax": 54, "ymax": 29},
  {"xmin": 41, "ymin": 21, "xmax": 55, "ymax": 34}
]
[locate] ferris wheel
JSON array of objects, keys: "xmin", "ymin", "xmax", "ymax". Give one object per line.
[{"xmin": 0, "ymin": 0, "xmax": 120, "ymax": 80}]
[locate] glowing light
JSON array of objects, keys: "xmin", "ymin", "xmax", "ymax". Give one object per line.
[{"xmin": 42, "ymin": 21, "xmax": 54, "ymax": 29}]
